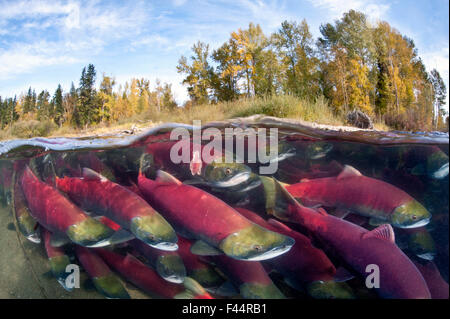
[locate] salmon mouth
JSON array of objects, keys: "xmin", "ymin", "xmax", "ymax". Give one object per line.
[
  {"xmin": 149, "ymin": 241, "xmax": 179, "ymax": 251},
  {"xmin": 240, "ymin": 241, "xmax": 294, "ymax": 261},
  {"xmin": 219, "ymin": 225, "xmax": 295, "ymax": 261},
  {"xmin": 398, "ymin": 217, "xmax": 431, "ymax": 229},
  {"xmin": 83, "ymin": 238, "xmax": 112, "ymax": 248},
  {"xmin": 210, "ymin": 171, "xmax": 251, "ymax": 188}
]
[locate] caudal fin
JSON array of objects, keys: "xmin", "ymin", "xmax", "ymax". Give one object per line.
[
  {"xmin": 138, "ymin": 153, "xmax": 154, "ymax": 179},
  {"xmin": 174, "ymin": 277, "xmax": 214, "ymax": 299}
]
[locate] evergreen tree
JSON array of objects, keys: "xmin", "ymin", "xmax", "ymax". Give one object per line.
[{"xmin": 53, "ymin": 84, "xmax": 64, "ymax": 126}]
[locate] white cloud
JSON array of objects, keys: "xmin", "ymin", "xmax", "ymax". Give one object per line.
[
  {"xmin": 0, "ymin": 0, "xmax": 151, "ymax": 78},
  {"xmin": 308, "ymin": 0, "xmax": 390, "ymax": 21},
  {"xmin": 172, "ymin": 0, "xmax": 187, "ymax": 6}
]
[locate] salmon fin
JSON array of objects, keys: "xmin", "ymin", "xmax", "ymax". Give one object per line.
[
  {"xmin": 190, "ymin": 240, "xmax": 222, "ymax": 256},
  {"xmin": 300, "ymin": 178, "xmax": 310, "ymax": 183},
  {"xmin": 334, "ymin": 266, "xmax": 355, "ymax": 282},
  {"xmin": 82, "ymin": 167, "xmax": 107, "ymax": 181},
  {"xmin": 273, "ymin": 177, "xmax": 300, "ymax": 208},
  {"xmin": 268, "ymin": 218, "xmax": 293, "ymax": 233},
  {"xmin": 368, "ymin": 217, "xmax": 386, "ymax": 227},
  {"xmin": 50, "ymin": 232, "xmax": 71, "ymax": 247},
  {"xmin": 183, "ymin": 277, "xmax": 213, "ymax": 299},
  {"xmin": 155, "ymin": 170, "xmax": 182, "ymax": 185},
  {"xmin": 109, "ymin": 228, "xmax": 135, "ymax": 245},
  {"xmin": 337, "ymin": 165, "xmax": 362, "ymax": 180},
  {"xmin": 362, "ymin": 224, "xmax": 395, "ymax": 243}
]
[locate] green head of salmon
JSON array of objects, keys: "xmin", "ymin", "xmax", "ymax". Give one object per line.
[
  {"xmin": 219, "ymin": 224, "xmax": 295, "ymax": 261},
  {"xmin": 130, "ymin": 215, "xmax": 178, "ymax": 251},
  {"xmin": 48, "ymin": 255, "xmax": 73, "ymax": 291},
  {"xmin": 239, "ymin": 282, "xmax": 285, "ymax": 299},
  {"xmin": 66, "ymin": 217, "xmax": 115, "ymax": 247},
  {"xmin": 92, "ymin": 274, "xmax": 130, "ymax": 299},
  {"xmin": 391, "ymin": 200, "xmax": 431, "ymax": 229},
  {"xmin": 408, "ymin": 230, "xmax": 436, "ymax": 261},
  {"xmin": 202, "ymin": 161, "xmax": 252, "ymax": 188},
  {"xmin": 189, "ymin": 267, "xmax": 225, "ymax": 289},
  {"xmin": 306, "ymin": 280, "xmax": 355, "ymax": 299},
  {"xmin": 155, "ymin": 254, "xmax": 186, "ymax": 284}
]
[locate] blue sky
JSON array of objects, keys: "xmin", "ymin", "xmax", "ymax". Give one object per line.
[{"xmin": 0, "ymin": 0, "xmax": 448, "ymax": 108}]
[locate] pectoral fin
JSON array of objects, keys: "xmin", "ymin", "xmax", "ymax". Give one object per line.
[
  {"xmin": 334, "ymin": 266, "xmax": 355, "ymax": 282},
  {"xmin": 190, "ymin": 240, "xmax": 223, "ymax": 256},
  {"xmin": 50, "ymin": 232, "xmax": 71, "ymax": 247},
  {"xmin": 109, "ymin": 228, "xmax": 135, "ymax": 245}
]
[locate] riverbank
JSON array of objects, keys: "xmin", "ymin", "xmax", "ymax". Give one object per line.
[{"xmin": 1, "ymin": 95, "xmax": 392, "ymax": 141}]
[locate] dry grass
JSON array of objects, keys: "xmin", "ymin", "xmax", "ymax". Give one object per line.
[{"xmin": 1, "ymin": 95, "xmax": 387, "ymax": 141}]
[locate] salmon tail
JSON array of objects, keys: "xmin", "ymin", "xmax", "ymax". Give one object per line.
[
  {"xmin": 139, "ymin": 153, "xmax": 154, "ymax": 179},
  {"xmin": 174, "ymin": 277, "xmax": 214, "ymax": 299},
  {"xmin": 42, "ymin": 156, "xmax": 58, "ymax": 186}
]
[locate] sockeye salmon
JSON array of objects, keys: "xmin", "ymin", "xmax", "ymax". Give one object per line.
[
  {"xmin": 20, "ymin": 166, "xmax": 114, "ymax": 247},
  {"xmin": 272, "ymin": 179, "xmax": 431, "ymax": 299},
  {"xmin": 137, "ymin": 163, "xmax": 294, "ymax": 261},
  {"xmin": 55, "ymin": 168, "xmax": 178, "ymax": 251},
  {"xmin": 286, "ymin": 165, "xmax": 431, "ymax": 228}
]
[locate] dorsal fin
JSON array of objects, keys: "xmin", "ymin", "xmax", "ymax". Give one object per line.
[
  {"xmin": 156, "ymin": 170, "xmax": 182, "ymax": 185},
  {"xmin": 362, "ymin": 224, "xmax": 395, "ymax": 243},
  {"xmin": 82, "ymin": 167, "xmax": 107, "ymax": 181},
  {"xmin": 190, "ymin": 240, "xmax": 222, "ymax": 256},
  {"xmin": 337, "ymin": 165, "xmax": 362, "ymax": 180}
]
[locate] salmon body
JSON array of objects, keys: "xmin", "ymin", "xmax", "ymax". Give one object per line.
[
  {"xmin": 286, "ymin": 165, "xmax": 431, "ymax": 228},
  {"xmin": 96, "ymin": 248, "xmax": 212, "ymax": 299},
  {"xmin": 75, "ymin": 246, "xmax": 130, "ymax": 299},
  {"xmin": 13, "ymin": 173, "xmax": 40, "ymax": 243},
  {"xmin": 55, "ymin": 168, "xmax": 178, "ymax": 250},
  {"xmin": 209, "ymin": 254, "xmax": 285, "ymax": 299},
  {"xmin": 42, "ymin": 228, "xmax": 73, "ymax": 291},
  {"xmin": 176, "ymin": 236, "xmax": 226, "ymax": 289},
  {"xmin": 131, "ymin": 239, "xmax": 186, "ymax": 283},
  {"xmin": 274, "ymin": 182, "xmax": 431, "ymax": 299},
  {"xmin": 20, "ymin": 166, "xmax": 114, "ymax": 247},
  {"xmin": 235, "ymin": 207, "xmax": 355, "ymax": 299},
  {"xmin": 138, "ymin": 171, "xmax": 294, "ymax": 261}
]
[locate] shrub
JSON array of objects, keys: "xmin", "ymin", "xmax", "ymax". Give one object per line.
[{"xmin": 10, "ymin": 120, "xmax": 57, "ymax": 138}]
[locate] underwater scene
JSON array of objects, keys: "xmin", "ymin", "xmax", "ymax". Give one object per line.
[{"xmin": 0, "ymin": 118, "xmax": 448, "ymax": 299}]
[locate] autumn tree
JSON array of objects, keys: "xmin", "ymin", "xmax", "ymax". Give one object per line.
[
  {"xmin": 177, "ymin": 42, "xmax": 214, "ymax": 104},
  {"xmin": 272, "ymin": 20, "xmax": 319, "ymax": 99}
]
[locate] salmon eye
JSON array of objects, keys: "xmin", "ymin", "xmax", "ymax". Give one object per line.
[
  {"xmin": 253, "ymin": 245, "xmax": 262, "ymax": 251},
  {"xmin": 225, "ymin": 168, "xmax": 232, "ymax": 175},
  {"xmin": 412, "ymin": 215, "xmax": 417, "ymax": 220}
]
